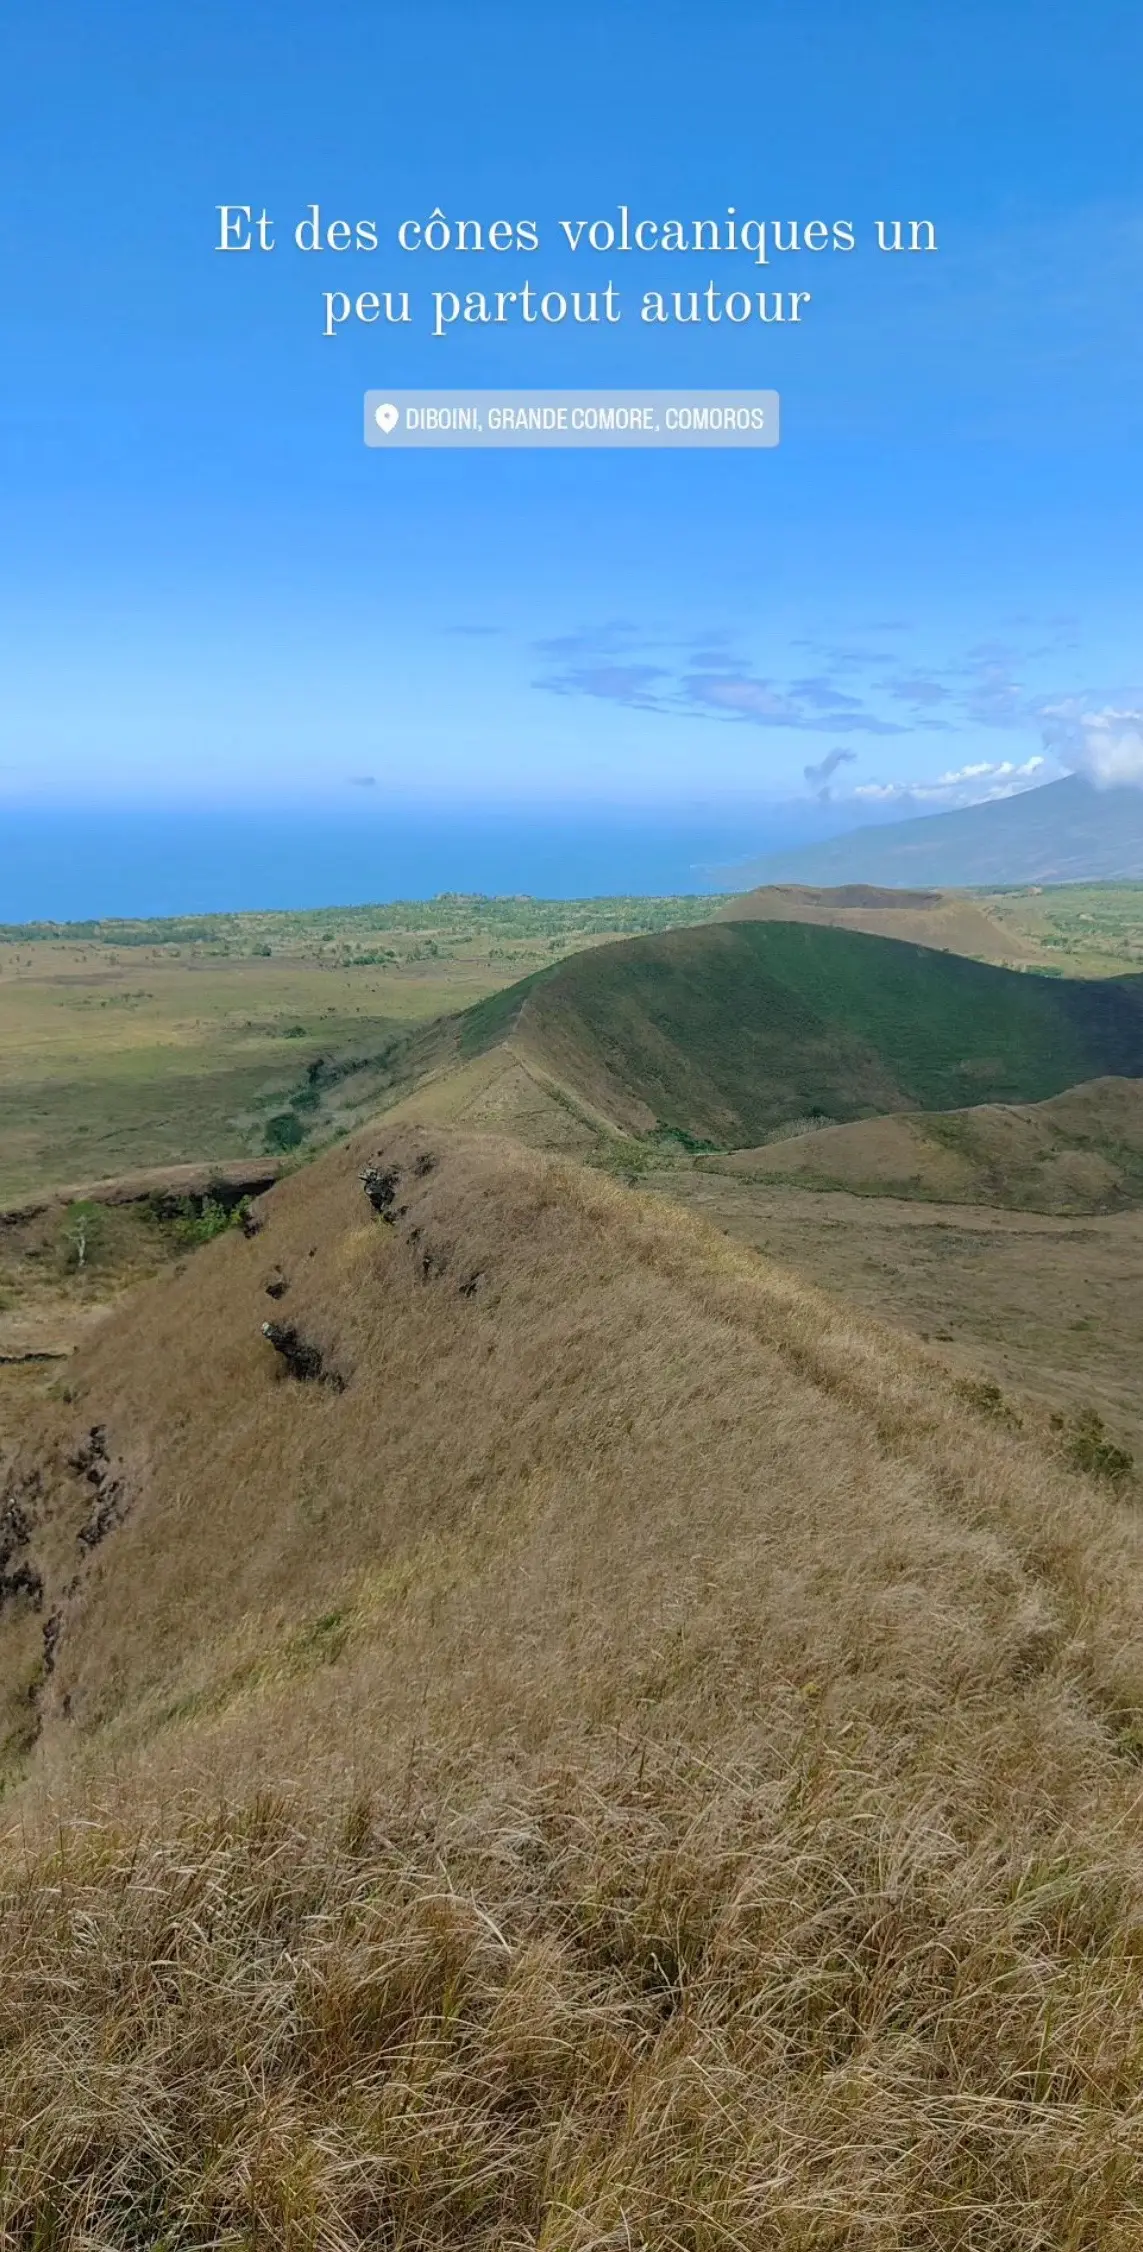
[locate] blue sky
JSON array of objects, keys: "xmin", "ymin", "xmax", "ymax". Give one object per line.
[{"xmin": 4, "ymin": 0, "xmax": 1143, "ymax": 833}]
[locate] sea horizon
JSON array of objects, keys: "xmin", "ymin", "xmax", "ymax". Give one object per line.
[{"xmin": 0, "ymin": 798, "xmax": 866, "ymax": 924}]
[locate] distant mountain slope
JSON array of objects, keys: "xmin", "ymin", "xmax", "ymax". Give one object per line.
[
  {"xmin": 296, "ymin": 921, "xmax": 1143, "ymax": 1150},
  {"xmin": 741, "ymin": 776, "xmax": 1143, "ymax": 887},
  {"xmin": 713, "ymin": 881, "xmax": 1043, "ymax": 964},
  {"xmin": 707, "ymin": 1074, "xmax": 1143, "ymax": 1213}
]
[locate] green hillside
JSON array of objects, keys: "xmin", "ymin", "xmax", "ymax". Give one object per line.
[
  {"xmin": 284, "ymin": 920, "xmax": 1143, "ymax": 1152},
  {"xmin": 741, "ymin": 775, "xmax": 1143, "ymax": 887}
]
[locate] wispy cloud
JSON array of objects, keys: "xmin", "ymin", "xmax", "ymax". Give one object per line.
[
  {"xmin": 678, "ymin": 670, "xmax": 905, "ymax": 733},
  {"xmin": 533, "ymin": 620, "xmax": 640, "ymax": 661},
  {"xmin": 529, "ymin": 615, "xmax": 1143, "ymax": 799},
  {"xmin": 963, "ymin": 661, "xmax": 1027, "ymax": 727},
  {"xmin": 804, "ymin": 747, "xmax": 857, "ymax": 802},
  {"xmin": 537, "ymin": 661, "xmax": 669, "ymax": 710},
  {"xmin": 535, "ymin": 635, "xmax": 910, "ymax": 734},
  {"xmin": 878, "ymin": 673, "xmax": 952, "ymax": 708},
  {"xmin": 791, "ymin": 637, "xmax": 901, "ymax": 670},
  {"xmin": 852, "ymin": 757, "xmax": 1046, "ymax": 808},
  {"xmin": 680, "ymin": 674, "xmax": 803, "ymax": 725},
  {"xmin": 788, "ymin": 677, "xmax": 867, "ymax": 712},
  {"xmin": 688, "ymin": 645, "xmax": 752, "ymax": 670}
]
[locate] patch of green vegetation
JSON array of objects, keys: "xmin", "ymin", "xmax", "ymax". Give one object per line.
[
  {"xmin": 0, "ymin": 892, "xmax": 726, "ymax": 953},
  {"xmin": 265, "ymin": 1112, "xmax": 306, "ymax": 1154},
  {"xmin": 290, "ymin": 1608, "xmax": 351, "ymax": 1665},
  {"xmin": 984, "ymin": 884, "xmax": 1143, "ymax": 977},
  {"xmin": 0, "ymin": 1664, "xmax": 47, "ymax": 1775},
  {"xmin": 954, "ymin": 1377, "xmax": 1022, "ymax": 1429},
  {"xmin": 585, "ymin": 1133, "xmax": 690, "ymax": 1181},
  {"xmin": 1052, "ymin": 1405, "xmax": 1135, "ymax": 1483},
  {"xmin": 155, "ymin": 1607, "xmax": 355, "ymax": 1736},
  {"xmin": 165, "ymin": 1196, "xmax": 246, "ymax": 1248},
  {"xmin": 455, "ymin": 967, "xmax": 549, "ymax": 1059},
  {"xmin": 650, "ymin": 1123, "xmax": 723, "ymax": 1154},
  {"xmin": 922, "ymin": 1113, "xmax": 979, "ymax": 1155},
  {"xmin": 0, "ymin": 1052, "xmax": 320, "ymax": 1208}
]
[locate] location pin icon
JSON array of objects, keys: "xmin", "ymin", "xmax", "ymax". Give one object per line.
[{"xmin": 375, "ymin": 403, "xmax": 400, "ymax": 434}]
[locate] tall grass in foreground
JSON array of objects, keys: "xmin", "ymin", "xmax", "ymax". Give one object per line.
[{"xmin": 4, "ymin": 1747, "xmax": 1143, "ymax": 2248}]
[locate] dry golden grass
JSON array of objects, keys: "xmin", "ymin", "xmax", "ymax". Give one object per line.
[
  {"xmin": 708, "ymin": 1075, "xmax": 1143, "ymax": 1214},
  {"xmin": 4, "ymin": 1127, "xmax": 1143, "ymax": 2242},
  {"xmin": 641, "ymin": 1166, "xmax": 1143, "ymax": 1463},
  {"xmin": 713, "ymin": 883, "xmax": 1046, "ymax": 967}
]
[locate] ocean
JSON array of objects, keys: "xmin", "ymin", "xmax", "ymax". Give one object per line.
[{"xmin": 0, "ymin": 801, "xmax": 846, "ymax": 923}]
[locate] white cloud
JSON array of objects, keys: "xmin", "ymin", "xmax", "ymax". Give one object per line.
[
  {"xmin": 850, "ymin": 758, "xmax": 1044, "ymax": 808},
  {"xmin": 1039, "ymin": 701, "xmax": 1143, "ymax": 788}
]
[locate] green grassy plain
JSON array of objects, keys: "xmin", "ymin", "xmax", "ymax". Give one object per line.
[
  {"xmin": 982, "ymin": 880, "xmax": 1143, "ymax": 974},
  {"xmin": 0, "ymin": 896, "xmax": 723, "ymax": 1202}
]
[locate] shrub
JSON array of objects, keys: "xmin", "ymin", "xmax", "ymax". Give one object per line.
[
  {"xmin": 955, "ymin": 1377, "xmax": 1021, "ymax": 1429},
  {"xmin": 1053, "ymin": 1405, "xmax": 1135, "ymax": 1482},
  {"xmin": 265, "ymin": 1112, "xmax": 305, "ymax": 1154},
  {"xmin": 169, "ymin": 1196, "xmax": 243, "ymax": 1248}
]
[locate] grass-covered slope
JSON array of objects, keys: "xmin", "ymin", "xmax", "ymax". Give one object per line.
[
  {"xmin": 280, "ymin": 922, "xmax": 1143, "ymax": 1152},
  {"xmin": 185, "ymin": 916, "xmax": 1143, "ymax": 1162},
  {"xmin": 4, "ymin": 1127, "xmax": 1143, "ymax": 2240},
  {"xmin": 712, "ymin": 879, "xmax": 1045, "ymax": 964},
  {"xmin": 710, "ymin": 1073, "xmax": 1143, "ymax": 1212},
  {"xmin": 503, "ymin": 920, "xmax": 1143, "ymax": 1144}
]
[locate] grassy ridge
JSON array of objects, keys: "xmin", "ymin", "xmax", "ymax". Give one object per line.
[
  {"xmin": 512, "ymin": 922, "xmax": 1143, "ymax": 1144},
  {"xmin": 275, "ymin": 920, "xmax": 1143, "ymax": 1156},
  {"xmin": 5, "ymin": 1126, "xmax": 1143, "ymax": 2241}
]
